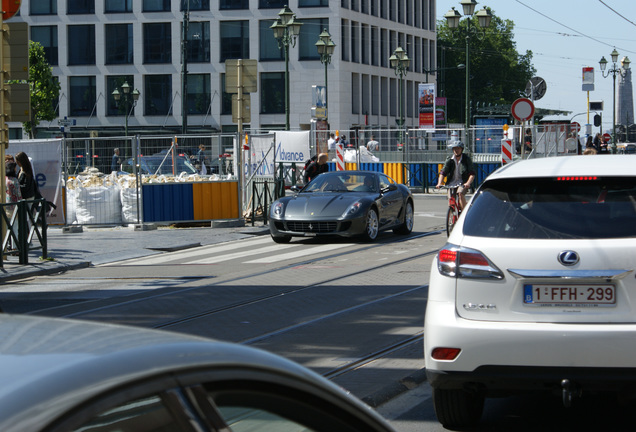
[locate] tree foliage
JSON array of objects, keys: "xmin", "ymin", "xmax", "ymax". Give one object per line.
[
  {"xmin": 437, "ymin": 11, "xmax": 536, "ymax": 124},
  {"xmin": 24, "ymin": 41, "xmax": 60, "ymax": 138}
]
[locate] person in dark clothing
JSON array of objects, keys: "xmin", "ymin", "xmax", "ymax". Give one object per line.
[
  {"xmin": 303, "ymin": 153, "xmax": 329, "ymax": 183},
  {"xmin": 435, "ymin": 141, "xmax": 475, "ymax": 211}
]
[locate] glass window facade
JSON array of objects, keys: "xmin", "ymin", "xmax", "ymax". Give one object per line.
[
  {"xmin": 144, "ymin": 75, "xmax": 172, "ymax": 115},
  {"xmin": 186, "ymin": 21, "xmax": 210, "ymax": 63},
  {"xmin": 260, "ymin": 72, "xmax": 284, "ymax": 114},
  {"xmin": 180, "ymin": 0, "xmax": 210, "ymax": 11},
  {"xmin": 68, "ymin": 25, "xmax": 95, "ymax": 65},
  {"xmin": 259, "ymin": 20, "xmax": 283, "ymax": 61},
  {"xmin": 143, "ymin": 0, "xmax": 170, "ymax": 12},
  {"xmin": 299, "ymin": 0, "xmax": 329, "ymax": 6},
  {"xmin": 69, "ymin": 76, "xmax": 96, "ymax": 116},
  {"xmin": 68, "ymin": 0, "xmax": 95, "ymax": 14},
  {"xmin": 31, "ymin": 0, "xmax": 56, "ymax": 14},
  {"xmin": 259, "ymin": 0, "xmax": 286, "ymax": 8},
  {"xmin": 143, "ymin": 23, "xmax": 171, "ymax": 64},
  {"xmin": 105, "ymin": 24, "xmax": 133, "ymax": 64},
  {"xmin": 298, "ymin": 18, "xmax": 328, "ymax": 61},
  {"xmin": 105, "ymin": 0, "xmax": 132, "ymax": 12},
  {"xmin": 186, "ymin": 74, "xmax": 211, "ymax": 115},
  {"xmin": 220, "ymin": 0, "xmax": 248, "ymax": 9},
  {"xmin": 31, "ymin": 26, "xmax": 58, "ymax": 66},
  {"xmin": 220, "ymin": 21, "xmax": 249, "ymax": 62}
]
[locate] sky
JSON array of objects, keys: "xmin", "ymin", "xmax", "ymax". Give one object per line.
[{"xmin": 436, "ymin": 0, "xmax": 636, "ymax": 132}]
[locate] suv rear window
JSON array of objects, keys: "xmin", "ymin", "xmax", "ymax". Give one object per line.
[{"xmin": 463, "ymin": 177, "xmax": 636, "ymax": 239}]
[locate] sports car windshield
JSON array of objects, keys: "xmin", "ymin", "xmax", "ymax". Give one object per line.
[
  {"xmin": 303, "ymin": 173, "xmax": 378, "ymax": 193},
  {"xmin": 464, "ymin": 177, "xmax": 636, "ymax": 239}
]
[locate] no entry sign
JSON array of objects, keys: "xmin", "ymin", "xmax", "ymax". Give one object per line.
[{"xmin": 511, "ymin": 98, "xmax": 535, "ymax": 122}]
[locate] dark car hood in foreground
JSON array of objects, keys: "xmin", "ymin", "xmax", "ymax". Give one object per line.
[{"xmin": 283, "ymin": 192, "xmax": 371, "ymax": 219}]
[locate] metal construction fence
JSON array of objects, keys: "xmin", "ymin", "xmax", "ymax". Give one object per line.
[{"xmin": 33, "ymin": 123, "xmax": 583, "ymax": 227}]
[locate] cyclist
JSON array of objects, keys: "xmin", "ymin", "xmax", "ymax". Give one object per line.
[{"xmin": 435, "ymin": 141, "xmax": 475, "ymax": 211}]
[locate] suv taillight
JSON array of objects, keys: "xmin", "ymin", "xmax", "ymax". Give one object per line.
[{"xmin": 437, "ymin": 244, "xmax": 504, "ymax": 279}]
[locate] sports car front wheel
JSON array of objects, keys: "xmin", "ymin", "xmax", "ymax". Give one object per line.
[
  {"xmin": 394, "ymin": 200, "xmax": 414, "ymax": 235},
  {"xmin": 361, "ymin": 208, "xmax": 379, "ymax": 241}
]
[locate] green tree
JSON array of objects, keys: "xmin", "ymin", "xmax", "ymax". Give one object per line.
[
  {"xmin": 24, "ymin": 41, "xmax": 60, "ymax": 138},
  {"xmin": 437, "ymin": 10, "xmax": 535, "ymax": 124}
]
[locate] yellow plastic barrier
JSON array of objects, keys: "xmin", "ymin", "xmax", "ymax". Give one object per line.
[{"xmin": 192, "ymin": 181, "xmax": 239, "ymax": 220}]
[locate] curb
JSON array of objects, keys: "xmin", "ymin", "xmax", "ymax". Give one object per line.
[
  {"xmin": 0, "ymin": 260, "xmax": 91, "ymax": 283},
  {"xmin": 361, "ymin": 368, "xmax": 428, "ymax": 408}
]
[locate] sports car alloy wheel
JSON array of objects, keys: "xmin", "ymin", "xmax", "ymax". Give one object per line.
[
  {"xmin": 362, "ymin": 208, "xmax": 379, "ymax": 241},
  {"xmin": 394, "ymin": 201, "xmax": 414, "ymax": 234}
]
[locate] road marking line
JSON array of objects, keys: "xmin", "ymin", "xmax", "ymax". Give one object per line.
[{"xmin": 245, "ymin": 243, "xmax": 355, "ymax": 263}]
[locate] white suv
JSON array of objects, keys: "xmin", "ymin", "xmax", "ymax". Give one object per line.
[{"xmin": 425, "ymin": 155, "xmax": 636, "ymax": 429}]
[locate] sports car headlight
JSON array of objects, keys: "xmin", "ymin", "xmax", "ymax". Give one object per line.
[
  {"xmin": 272, "ymin": 202, "xmax": 284, "ymax": 217},
  {"xmin": 342, "ymin": 202, "xmax": 362, "ymax": 217}
]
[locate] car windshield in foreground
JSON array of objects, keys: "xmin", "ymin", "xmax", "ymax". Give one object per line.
[
  {"xmin": 303, "ymin": 174, "xmax": 378, "ymax": 193},
  {"xmin": 463, "ymin": 176, "xmax": 636, "ymax": 239}
]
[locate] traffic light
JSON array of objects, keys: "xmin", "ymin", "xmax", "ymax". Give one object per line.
[{"xmin": 594, "ymin": 114, "xmax": 602, "ymax": 127}]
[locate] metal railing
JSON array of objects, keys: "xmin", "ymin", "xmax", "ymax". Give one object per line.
[{"xmin": 1, "ymin": 198, "xmax": 48, "ymax": 266}]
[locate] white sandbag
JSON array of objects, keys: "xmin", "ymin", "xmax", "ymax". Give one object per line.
[
  {"xmin": 120, "ymin": 187, "xmax": 140, "ymax": 224},
  {"xmin": 65, "ymin": 187, "xmax": 77, "ymax": 224},
  {"xmin": 74, "ymin": 186, "xmax": 122, "ymax": 224}
]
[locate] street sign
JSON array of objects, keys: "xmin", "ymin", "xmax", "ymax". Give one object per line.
[
  {"xmin": 2, "ymin": 0, "xmax": 21, "ymax": 20},
  {"xmin": 525, "ymin": 77, "xmax": 546, "ymax": 100},
  {"xmin": 603, "ymin": 132, "xmax": 611, "ymax": 142},
  {"xmin": 58, "ymin": 117, "xmax": 76, "ymax": 127},
  {"xmin": 225, "ymin": 59, "xmax": 257, "ymax": 93},
  {"xmin": 511, "ymin": 98, "xmax": 535, "ymax": 122},
  {"xmin": 571, "ymin": 122, "xmax": 581, "ymax": 133}
]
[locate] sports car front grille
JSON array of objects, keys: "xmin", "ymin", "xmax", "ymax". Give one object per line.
[{"xmin": 286, "ymin": 221, "xmax": 338, "ymax": 233}]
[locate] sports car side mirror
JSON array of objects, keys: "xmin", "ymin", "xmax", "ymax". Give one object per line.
[
  {"xmin": 290, "ymin": 185, "xmax": 302, "ymax": 193},
  {"xmin": 382, "ymin": 184, "xmax": 398, "ymax": 193}
]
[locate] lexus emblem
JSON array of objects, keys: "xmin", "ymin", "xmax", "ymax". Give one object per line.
[{"xmin": 558, "ymin": 250, "xmax": 579, "ymax": 266}]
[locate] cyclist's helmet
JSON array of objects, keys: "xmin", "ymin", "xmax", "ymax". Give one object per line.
[{"xmin": 449, "ymin": 140, "xmax": 464, "ymax": 149}]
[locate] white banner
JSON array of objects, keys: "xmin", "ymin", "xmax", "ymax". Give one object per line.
[
  {"xmin": 245, "ymin": 134, "xmax": 275, "ymax": 177},
  {"xmin": 8, "ymin": 139, "xmax": 64, "ymax": 224},
  {"xmin": 274, "ymin": 131, "xmax": 310, "ymax": 164}
]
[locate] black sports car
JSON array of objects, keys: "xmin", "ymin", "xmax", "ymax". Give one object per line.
[{"xmin": 269, "ymin": 171, "xmax": 414, "ymax": 243}]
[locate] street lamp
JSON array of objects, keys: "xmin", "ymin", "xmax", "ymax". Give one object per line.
[
  {"xmin": 444, "ymin": 0, "xmax": 492, "ymax": 145},
  {"xmin": 315, "ymin": 28, "xmax": 336, "ymax": 120},
  {"xmin": 599, "ymin": 49, "xmax": 630, "ymax": 153},
  {"xmin": 390, "ymin": 46, "xmax": 410, "ymax": 149},
  {"xmin": 112, "ymin": 81, "xmax": 140, "ymax": 137},
  {"xmin": 271, "ymin": 5, "xmax": 302, "ymax": 130}
]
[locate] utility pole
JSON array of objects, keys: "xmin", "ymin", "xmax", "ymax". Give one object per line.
[{"xmin": 181, "ymin": 1, "xmax": 189, "ymax": 134}]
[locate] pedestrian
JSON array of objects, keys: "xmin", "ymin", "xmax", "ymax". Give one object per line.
[
  {"xmin": 303, "ymin": 153, "xmax": 329, "ymax": 183},
  {"xmin": 523, "ymin": 129, "xmax": 533, "ymax": 153},
  {"xmin": 111, "ymin": 148, "xmax": 122, "ymax": 173},
  {"xmin": 366, "ymin": 135, "xmax": 379, "ymax": 152},
  {"xmin": 327, "ymin": 133, "xmax": 336, "ymax": 151},
  {"xmin": 197, "ymin": 144, "xmax": 209, "ymax": 174},
  {"xmin": 435, "ymin": 141, "xmax": 476, "ymax": 212},
  {"xmin": 340, "ymin": 134, "xmax": 351, "ymax": 148},
  {"xmin": 5, "ymin": 161, "xmax": 22, "ymax": 249},
  {"xmin": 16, "ymin": 152, "xmax": 37, "ymax": 201},
  {"xmin": 583, "ymin": 147, "xmax": 597, "ymax": 155},
  {"xmin": 593, "ymin": 133, "xmax": 602, "ymax": 152}
]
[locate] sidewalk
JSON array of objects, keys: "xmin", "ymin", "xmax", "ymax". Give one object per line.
[{"xmin": 0, "ymin": 223, "xmax": 270, "ymax": 283}]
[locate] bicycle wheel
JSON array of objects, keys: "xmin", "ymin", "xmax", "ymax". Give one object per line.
[{"xmin": 446, "ymin": 206, "xmax": 459, "ymax": 236}]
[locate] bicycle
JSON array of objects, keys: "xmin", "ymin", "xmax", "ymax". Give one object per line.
[{"xmin": 441, "ymin": 186, "xmax": 461, "ymax": 236}]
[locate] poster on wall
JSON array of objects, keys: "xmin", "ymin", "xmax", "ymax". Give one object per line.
[
  {"xmin": 435, "ymin": 97, "xmax": 447, "ymax": 128},
  {"xmin": 418, "ymin": 83, "xmax": 436, "ymax": 129}
]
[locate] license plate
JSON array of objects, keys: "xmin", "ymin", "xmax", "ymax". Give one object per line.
[
  {"xmin": 523, "ymin": 284, "xmax": 616, "ymax": 307},
  {"xmin": 304, "ymin": 232, "xmax": 317, "ymax": 237}
]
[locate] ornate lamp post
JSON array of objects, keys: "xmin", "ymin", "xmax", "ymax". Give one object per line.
[
  {"xmin": 444, "ymin": 0, "xmax": 492, "ymax": 145},
  {"xmin": 271, "ymin": 5, "xmax": 302, "ymax": 131},
  {"xmin": 112, "ymin": 81, "xmax": 140, "ymax": 136},
  {"xmin": 389, "ymin": 46, "xmax": 410, "ymax": 149},
  {"xmin": 599, "ymin": 49, "xmax": 630, "ymax": 153},
  {"xmin": 315, "ymin": 28, "xmax": 336, "ymax": 120}
]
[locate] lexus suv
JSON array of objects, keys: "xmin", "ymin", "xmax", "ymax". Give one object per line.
[{"xmin": 425, "ymin": 155, "xmax": 636, "ymax": 429}]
